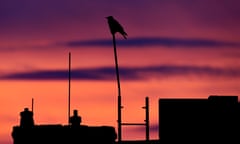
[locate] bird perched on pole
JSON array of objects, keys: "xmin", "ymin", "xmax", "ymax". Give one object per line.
[{"xmin": 106, "ymin": 16, "xmax": 128, "ymax": 39}]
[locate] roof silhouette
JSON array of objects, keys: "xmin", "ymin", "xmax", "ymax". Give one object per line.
[{"xmin": 159, "ymin": 95, "xmax": 239, "ymax": 143}]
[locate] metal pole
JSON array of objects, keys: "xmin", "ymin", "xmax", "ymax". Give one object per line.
[
  {"xmin": 31, "ymin": 98, "xmax": 34, "ymax": 113},
  {"xmin": 145, "ymin": 97, "xmax": 150, "ymax": 141},
  {"xmin": 68, "ymin": 52, "xmax": 71, "ymax": 125},
  {"xmin": 112, "ymin": 34, "xmax": 122, "ymax": 143},
  {"xmin": 118, "ymin": 95, "xmax": 122, "ymax": 143}
]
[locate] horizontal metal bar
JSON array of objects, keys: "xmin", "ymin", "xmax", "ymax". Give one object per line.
[{"xmin": 121, "ymin": 123, "xmax": 146, "ymax": 126}]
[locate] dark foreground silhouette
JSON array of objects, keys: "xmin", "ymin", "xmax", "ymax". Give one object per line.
[
  {"xmin": 159, "ymin": 95, "xmax": 239, "ymax": 143},
  {"xmin": 12, "ymin": 109, "xmax": 117, "ymax": 144},
  {"xmin": 12, "ymin": 124, "xmax": 116, "ymax": 144},
  {"xmin": 12, "ymin": 95, "xmax": 239, "ymax": 144}
]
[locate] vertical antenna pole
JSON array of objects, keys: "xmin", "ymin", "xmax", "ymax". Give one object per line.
[
  {"xmin": 118, "ymin": 94, "xmax": 122, "ymax": 143},
  {"xmin": 145, "ymin": 97, "xmax": 150, "ymax": 141},
  {"xmin": 31, "ymin": 98, "xmax": 34, "ymax": 113},
  {"xmin": 112, "ymin": 34, "xmax": 122, "ymax": 143},
  {"xmin": 68, "ymin": 52, "xmax": 71, "ymax": 125}
]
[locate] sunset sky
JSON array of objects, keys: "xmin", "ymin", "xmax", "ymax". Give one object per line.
[{"xmin": 1, "ymin": 0, "xmax": 240, "ymax": 143}]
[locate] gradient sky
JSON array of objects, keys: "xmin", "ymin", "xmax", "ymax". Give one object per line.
[{"xmin": 1, "ymin": 0, "xmax": 240, "ymax": 143}]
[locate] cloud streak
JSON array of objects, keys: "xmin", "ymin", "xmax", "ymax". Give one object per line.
[
  {"xmin": 129, "ymin": 123, "xmax": 159, "ymax": 133},
  {"xmin": 64, "ymin": 37, "xmax": 239, "ymax": 48},
  {"xmin": 4, "ymin": 36, "xmax": 238, "ymax": 52},
  {"xmin": 1, "ymin": 65, "xmax": 240, "ymax": 81}
]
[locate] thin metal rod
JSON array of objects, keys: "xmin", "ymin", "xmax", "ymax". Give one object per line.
[
  {"xmin": 118, "ymin": 95, "xmax": 122, "ymax": 143},
  {"xmin": 145, "ymin": 97, "xmax": 150, "ymax": 141},
  {"xmin": 68, "ymin": 52, "xmax": 71, "ymax": 125},
  {"xmin": 31, "ymin": 98, "xmax": 34, "ymax": 112},
  {"xmin": 112, "ymin": 34, "xmax": 122, "ymax": 143},
  {"xmin": 113, "ymin": 35, "xmax": 121, "ymax": 98}
]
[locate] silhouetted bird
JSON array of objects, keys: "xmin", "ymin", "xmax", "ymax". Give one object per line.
[{"xmin": 106, "ymin": 16, "xmax": 127, "ymax": 39}]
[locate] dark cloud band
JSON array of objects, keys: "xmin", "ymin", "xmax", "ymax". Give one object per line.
[
  {"xmin": 1, "ymin": 65, "xmax": 239, "ymax": 81},
  {"xmin": 64, "ymin": 37, "xmax": 239, "ymax": 48}
]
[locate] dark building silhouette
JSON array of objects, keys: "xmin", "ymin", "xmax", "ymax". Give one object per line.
[
  {"xmin": 159, "ymin": 95, "xmax": 239, "ymax": 143},
  {"xmin": 12, "ymin": 109, "xmax": 117, "ymax": 144},
  {"xmin": 13, "ymin": 95, "xmax": 240, "ymax": 144}
]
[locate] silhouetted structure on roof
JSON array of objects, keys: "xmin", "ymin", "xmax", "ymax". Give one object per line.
[
  {"xmin": 69, "ymin": 109, "xmax": 82, "ymax": 127},
  {"xmin": 20, "ymin": 108, "xmax": 34, "ymax": 128},
  {"xmin": 159, "ymin": 95, "xmax": 239, "ymax": 144}
]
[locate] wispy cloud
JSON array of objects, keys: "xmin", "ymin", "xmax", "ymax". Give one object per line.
[
  {"xmin": 129, "ymin": 123, "xmax": 159, "ymax": 133},
  {"xmin": 1, "ymin": 65, "xmax": 239, "ymax": 81},
  {"xmin": 1, "ymin": 37, "xmax": 238, "ymax": 53},
  {"xmin": 63, "ymin": 37, "xmax": 239, "ymax": 48}
]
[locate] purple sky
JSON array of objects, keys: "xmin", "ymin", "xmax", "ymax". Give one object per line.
[{"xmin": 0, "ymin": 1, "xmax": 240, "ymax": 143}]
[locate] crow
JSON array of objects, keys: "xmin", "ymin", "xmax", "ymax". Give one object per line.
[{"xmin": 106, "ymin": 16, "xmax": 127, "ymax": 39}]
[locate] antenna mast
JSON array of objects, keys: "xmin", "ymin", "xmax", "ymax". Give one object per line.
[
  {"xmin": 68, "ymin": 52, "xmax": 71, "ymax": 125},
  {"xmin": 31, "ymin": 98, "xmax": 34, "ymax": 112},
  {"xmin": 112, "ymin": 34, "xmax": 122, "ymax": 143}
]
